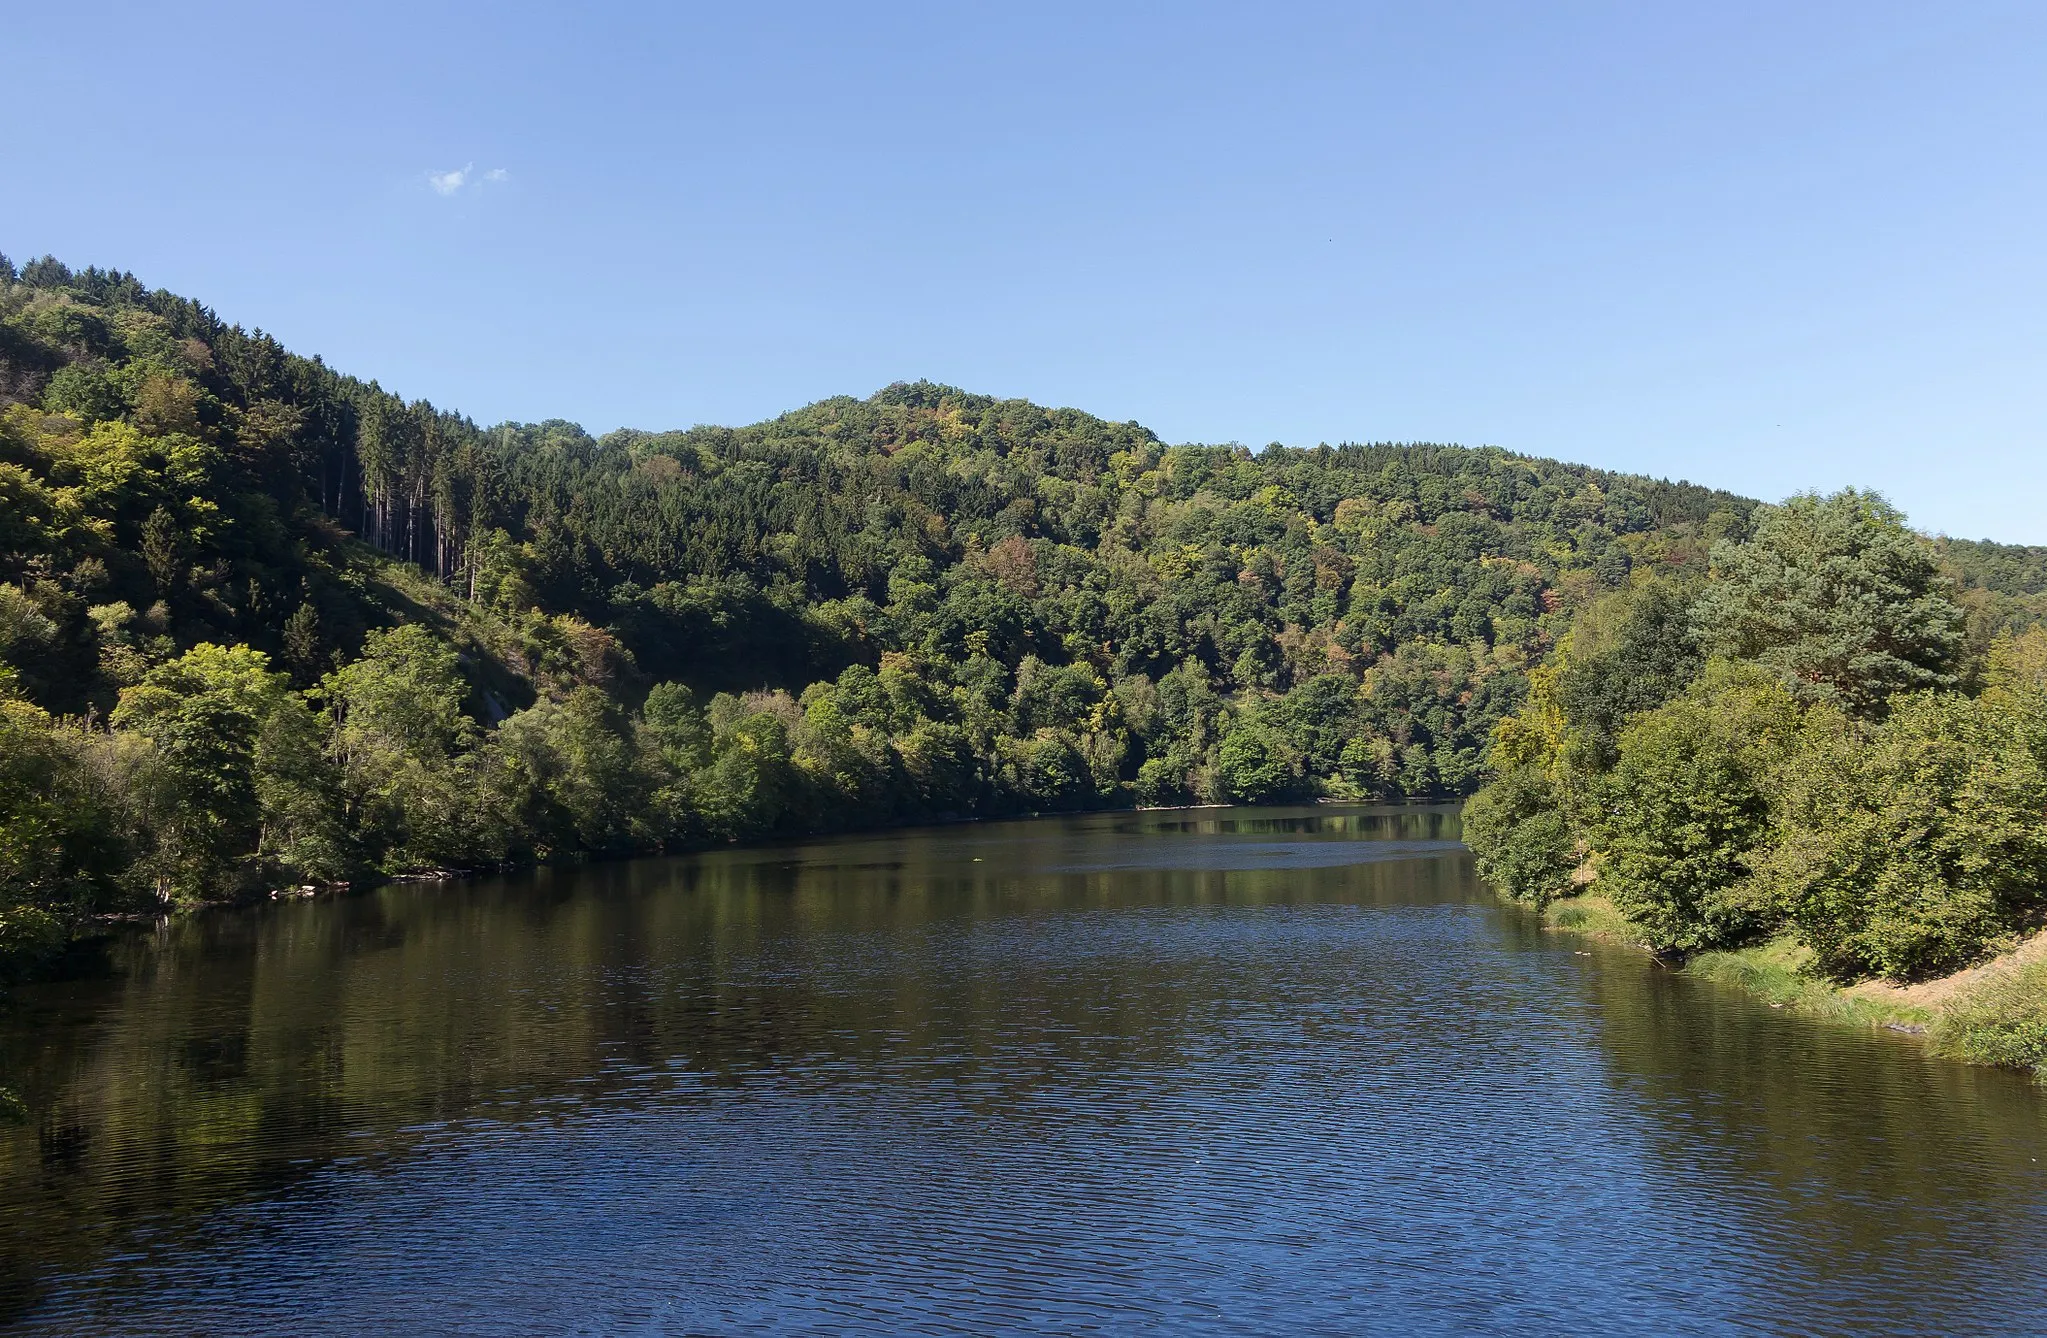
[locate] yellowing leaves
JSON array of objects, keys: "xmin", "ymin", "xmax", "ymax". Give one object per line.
[{"xmin": 64, "ymin": 421, "xmax": 222, "ymax": 503}]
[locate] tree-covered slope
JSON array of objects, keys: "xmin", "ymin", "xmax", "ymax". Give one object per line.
[{"xmin": 0, "ymin": 250, "xmax": 2018, "ymax": 977}]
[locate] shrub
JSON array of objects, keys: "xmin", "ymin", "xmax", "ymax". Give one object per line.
[
  {"xmin": 1593, "ymin": 664, "xmax": 1800, "ymax": 955},
  {"xmin": 1463, "ymin": 764, "xmax": 1576, "ymax": 905},
  {"xmin": 1764, "ymin": 692, "xmax": 2047, "ymax": 981}
]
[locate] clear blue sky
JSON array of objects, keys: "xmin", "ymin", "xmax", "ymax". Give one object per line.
[{"xmin": 8, "ymin": 2, "xmax": 2044, "ymax": 539}]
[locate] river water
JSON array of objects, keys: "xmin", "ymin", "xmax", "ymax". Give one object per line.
[{"xmin": 2, "ymin": 806, "xmax": 2044, "ymax": 1335}]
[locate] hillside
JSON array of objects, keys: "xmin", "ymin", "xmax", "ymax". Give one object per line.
[{"xmin": 0, "ymin": 251, "xmax": 2032, "ymax": 976}]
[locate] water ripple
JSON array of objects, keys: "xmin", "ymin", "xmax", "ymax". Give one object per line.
[{"xmin": 3, "ymin": 806, "xmax": 2045, "ymax": 1336}]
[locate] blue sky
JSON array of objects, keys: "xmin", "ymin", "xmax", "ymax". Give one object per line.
[{"xmin": 7, "ymin": 2, "xmax": 2044, "ymax": 539}]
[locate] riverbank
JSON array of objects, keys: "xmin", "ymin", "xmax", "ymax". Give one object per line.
[{"xmin": 1541, "ymin": 894, "xmax": 2047, "ymax": 1078}]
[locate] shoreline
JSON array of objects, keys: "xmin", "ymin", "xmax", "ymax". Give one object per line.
[{"xmin": 1538, "ymin": 893, "xmax": 2047, "ymax": 1079}]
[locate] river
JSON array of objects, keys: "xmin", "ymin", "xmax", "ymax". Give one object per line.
[{"xmin": 2, "ymin": 805, "xmax": 2044, "ymax": 1335}]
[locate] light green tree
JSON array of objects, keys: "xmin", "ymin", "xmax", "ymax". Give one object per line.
[
  {"xmin": 112, "ymin": 643, "xmax": 338, "ymax": 898},
  {"xmin": 1757, "ymin": 689, "xmax": 2047, "ymax": 981},
  {"xmin": 323, "ymin": 626, "xmax": 490, "ymax": 871},
  {"xmin": 494, "ymin": 687, "xmax": 658, "ymax": 855},
  {"xmin": 1462, "ymin": 764, "xmax": 1576, "ymax": 905},
  {"xmin": 1214, "ymin": 718, "xmax": 1298, "ymax": 804},
  {"xmin": 0, "ymin": 697, "xmax": 134, "ymax": 973}
]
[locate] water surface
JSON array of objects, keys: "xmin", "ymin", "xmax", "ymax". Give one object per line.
[{"xmin": 3, "ymin": 806, "xmax": 2044, "ymax": 1335}]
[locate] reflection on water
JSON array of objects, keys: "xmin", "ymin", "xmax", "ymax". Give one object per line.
[{"xmin": 2, "ymin": 806, "xmax": 2043, "ymax": 1335}]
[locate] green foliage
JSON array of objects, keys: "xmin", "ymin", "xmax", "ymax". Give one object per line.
[
  {"xmin": 42, "ymin": 361, "xmax": 124, "ymax": 422},
  {"xmin": 0, "ymin": 582, "xmax": 63, "ymax": 700},
  {"xmin": 1470, "ymin": 493, "xmax": 2047, "ymax": 989},
  {"xmin": 252, "ymin": 697, "xmax": 355, "ymax": 883},
  {"xmin": 281, "ymin": 600, "xmax": 324, "ymax": 681},
  {"xmin": 1462, "ymin": 764, "xmax": 1575, "ymax": 905},
  {"xmin": 1696, "ymin": 490, "xmax": 1966, "ymax": 717},
  {"xmin": 0, "ymin": 699, "xmax": 133, "ymax": 974},
  {"xmin": 1594, "ymin": 665, "xmax": 1800, "ymax": 954},
  {"xmin": 641, "ymin": 681, "xmax": 708, "ymax": 761},
  {"xmin": 1548, "ymin": 580, "xmax": 1702, "ymax": 767},
  {"xmin": 1758, "ymin": 691, "xmax": 2047, "ymax": 980},
  {"xmin": 495, "ymin": 688, "xmax": 657, "ymax": 855},
  {"xmin": 1214, "ymin": 719, "xmax": 1300, "ymax": 803},
  {"xmin": 323, "ymin": 626, "xmax": 489, "ymax": 871},
  {"xmin": 1001, "ymin": 729, "xmax": 1094, "ymax": 809},
  {"xmin": 111, "ymin": 644, "xmax": 301, "ymax": 900},
  {"xmin": 695, "ymin": 697, "xmax": 800, "ymax": 840},
  {"xmin": 897, "ymin": 720, "xmax": 977, "ymax": 813}
]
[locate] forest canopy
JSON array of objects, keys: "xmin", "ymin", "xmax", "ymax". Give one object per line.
[{"xmin": 3, "ymin": 251, "xmax": 2043, "ymax": 981}]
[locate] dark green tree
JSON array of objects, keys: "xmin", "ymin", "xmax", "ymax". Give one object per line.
[{"xmin": 1696, "ymin": 490, "xmax": 1965, "ymax": 717}]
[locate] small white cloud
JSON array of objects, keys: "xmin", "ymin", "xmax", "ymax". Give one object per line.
[
  {"xmin": 425, "ymin": 164, "xmax": 508, "ymax": 196},
  {"xmin": 427, "ymin": 163, "xmax": 473, "ymax": 196}
]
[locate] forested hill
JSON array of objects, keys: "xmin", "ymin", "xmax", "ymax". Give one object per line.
[{"xmin": 0, "ymin": 252, "xmax": 2032, "ymax": 972}]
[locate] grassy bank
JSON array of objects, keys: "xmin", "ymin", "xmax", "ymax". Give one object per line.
[
  {"xmin": 1539, "ymin": 893, "xmax": 2047, "ymax": 1078},
  {"xmin": 1930, "ymin": 957, "xmax": 2047, "ymax": 1071}
]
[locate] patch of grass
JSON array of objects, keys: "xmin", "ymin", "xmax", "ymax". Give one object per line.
[
  {"xmin": 1542, "ymin": 894, "xmax": 1646, "ymax": 945},
  {"xmin": 1931, "ymin": 957, "xmax": 2047, "ymax": 1076},
  {"xmin": 1685, "ymin": 936, "xmax": 1931, "ymax": 1031}
]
